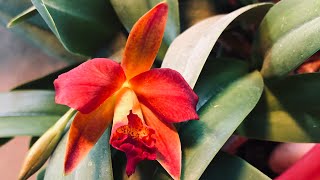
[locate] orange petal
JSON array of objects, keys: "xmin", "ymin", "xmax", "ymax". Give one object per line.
[
  {"xmin": 64, "ymin": 96, "xmax": 115, "ymax": 174},
  {"xmin": 141, "ymin": 104, "xmax": 181, "ymax": 180},
  {"xmin": 121, "ymin": 2, "xmax": 168, "ymax": 79},
  {"xmin": 129, "ymin": 68, "xmax": 199, "ymax": 123}
]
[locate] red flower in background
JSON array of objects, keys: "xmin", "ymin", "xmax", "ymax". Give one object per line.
[
  {"xmin": 296, "ymin": 51, "xmax": 320, "ymax": 74},
  {"xmin": 54, "ymin": 2, "xmax": 199, "ymax": 179},
  {"xmin": 275, "ymin": 144, "xmax": 320, "ymax": 180}
]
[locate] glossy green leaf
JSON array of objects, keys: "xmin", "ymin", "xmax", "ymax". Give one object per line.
[
  {"xmin": 195, "ymin": 58, "xmax": 249, "ymax": 110},
  {"xmin": 45, "ymin": 128, "xmax": 113, "ymax": 180},
  {"xmin": 237, "ymin": 73, "xmax": 320, "ymax": 142},
  {"xmin": 0, "ymin": 0, "xmax": 83, "ymax": 63},
  {"xmin": 7, "ymin": 6, "xmax": 37, "ymax": 28},
  {"xmin": 31, "ymin": 0, "xmax": 122, "ymax": 57},
  {"xmin": 110, "ymin": 0, "xmax": 180, "ymax": 59},
  {"xmin": 9, "ymin": 21, "xmax": 83, "ymax": 63},
  {"xmin": 0, "ymin": 90, "xmax": 68, "ymax": 137},
  {"xmin": 258, "ymin": 0, "xmax": 320, "ymax": 78},
  {"xmin": 200, "ymin": 152, "xmax": 270, "ymax": 180},
  {"xmin": 179, "ymin": 71, "xmax": 263, "ymax": 180},
  {"xmin": 161, "ymin": 2, "xmax": 272, "ymax": 88}
]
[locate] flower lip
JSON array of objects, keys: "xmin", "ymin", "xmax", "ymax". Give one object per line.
[{"xmin": 110, "ymin": 110, "xmax": 157, "ymax": 176}]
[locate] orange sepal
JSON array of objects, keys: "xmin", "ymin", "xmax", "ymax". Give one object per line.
[
  {"xmin": 64, "ymin": 96, "xmax": 115, "ymax": 174},
  {"xmin": 141, "ymin": 104, "xmax": 181, "ymax": 180},
  {"xmin": 121, "ymin": 2, "xmax": 168, "ymax": 79}
]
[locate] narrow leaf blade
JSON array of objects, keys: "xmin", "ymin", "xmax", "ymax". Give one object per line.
[
  {"xmin": 31, "ymin": 0, "xmax": 122, "ymax": 57},
  {"xmin": 7, "ymin": 6, "xmax": 37, "ymax": 28},
  {"xmin": 200, "ymin": 152, "xmax": 271, "ymax": 180},
  {"xmin": 0, "ymin": 0, "xmax": 83, "ymax": 63},
  {"xmin": 180, "ymin": 70, "xmax": 264, "ymax": 180},
  {"xmin": 0, "ymin": 90, "xmax": 68, "ymax": 137}
]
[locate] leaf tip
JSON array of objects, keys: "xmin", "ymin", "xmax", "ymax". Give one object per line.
[{"xmin": 6, "ymin": 22, "xmax": 13, "ymax": 28}]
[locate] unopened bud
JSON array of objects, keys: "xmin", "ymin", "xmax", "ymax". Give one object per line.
[{"xmin": 18, "ymin": 108, "xmax": 76, "ymax": 180}]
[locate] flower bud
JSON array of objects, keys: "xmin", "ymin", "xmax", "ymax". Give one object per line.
[{"xmin": 18, "ymin": 108, "xmax": 76, "ymax": 180}]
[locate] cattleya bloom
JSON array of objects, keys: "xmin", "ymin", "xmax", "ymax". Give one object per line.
[{"xmin": 54, "ymin": 2, "xmax": 198, "ymax": 179}]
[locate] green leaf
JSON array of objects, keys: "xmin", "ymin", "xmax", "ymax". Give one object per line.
[
  {"xmin": 151, "ymin": 59, "xmax": 261, "ymax": 180},
  {"xmin": 258, "ymin": 0, "xmax": 320, "ymax": 78},
  {"xmin": 110, "ymin": 0, "xmax": 180, "ymax": 60},
  {"xmin": 0, "ymin": 0, "xmax": 33, "ymax": 20},
  {"xmin": 237, "ymin": 73, "xmax": 320, "ymax": 142},
  {"xmin": 179, "ymin": 71, "xmax": 263, "ymax": 180},
  {"xmin": 200, "ymin": 152, "xmax": 270, "ymax": 180},
  {"xmin": 0, "ymin": 0, "xmax": 83, "ymax": 63},
  {"xmin": 195, "ymin": 58, "xmax": 249, "ymax": 110},
  {"xmin": 31, "ymin": 0, "xmax": 122, "ymax": 57},
  {"xmin": 7, "ymin": 6, "xmax": 37, "ymax": 28},
  {"xmin": 37, "ymin": 168, "xmax": 46, "ymax": 180},
  {"xmin": 161, "ymin": 2, "xmax": 273, "ymax": 88},
  {"xmin": 44, "ymin": 128, "xmax": 113, "ymax": 180},
  {"xmin": 0, "ymin": 90, "xmax": 68, "ymax": 137}
]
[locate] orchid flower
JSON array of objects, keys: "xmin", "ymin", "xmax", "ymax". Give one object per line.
[{"xmin": 54, "ymin": 2, "xmax": 199, "ymax": 179}]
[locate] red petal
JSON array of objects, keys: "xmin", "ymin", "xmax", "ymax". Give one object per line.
[
  {"xmin": 54, "ymin": 58, "xmax": 126, "ymax": 113},
  {"xmin": 129, "ymin": 68, "xmax": 199, "ymax": 123},
  {"xmin": 121, "ymin": 2, "xmax": 168, "ymax": 79},
  {"xmin": 64, "ymin": 97, "xmax": 115, "ymax": 174},
  {"xmin": 141, "ymin": 104, "xmax": 181, "ymax": 180}
]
